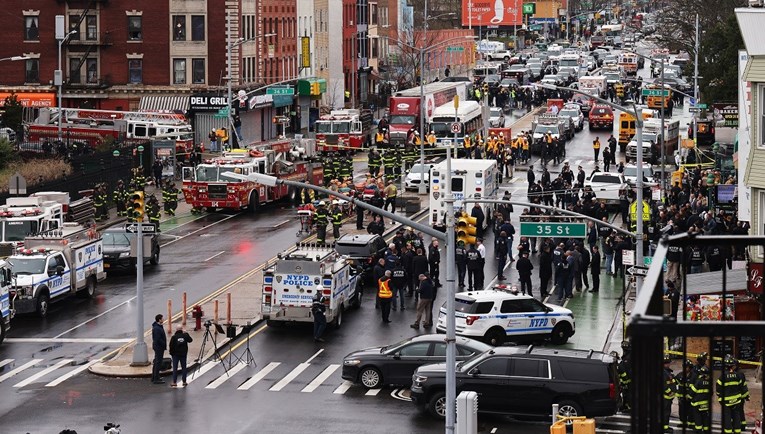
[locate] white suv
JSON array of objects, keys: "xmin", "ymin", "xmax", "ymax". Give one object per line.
[{"xmin": 436, "ymin": 286, "xmax": 575, "ymax": 346}]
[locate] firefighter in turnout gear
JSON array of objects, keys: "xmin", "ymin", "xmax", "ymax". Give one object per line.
[
  {"xmin": 735, "ymin": 359, "xmax": 749, "ymax": 433},
  {"xmin": 146, "ymin": 194, "xmax": 161, "ymax": 227},
  {"xmin": 717, "ymin": 355, "xmax": 744, "ymax": 434},
  {"xmin": 339, "ymin": 155, "xmax": 352, "ymax": 181},
  {"xmin": 691, "ymin": 365, "xmax": 712, "ymax": 433},
  {"xmin": 368, "ymin": 148, "xmax": 381, "ymax": 177},
  {"xmin": 130, "ymin": 167, "xmax": 146, "ymax": 191},
  {"xmin": 314, "ymin": 201, "xmax": 328, "ymax": 243},
  {"xmin": 383, "ymin": 149, "xmax": 396, "ymax": 178},
  {"xmin": 323, "ymin": 154, "xmax": 335, "ymax": 186},
  {"xmin": 662, "ymin": 355, "xmax": 677, "ymax": 433},
  {"xmin": 404, "ymin": 145, "xmax": 418, "ymax": 170},
  {"xmin": 162, "ymin": 180, "xmax": 179, "ymax": 216},
  {"xmin": 618, "ymin": 341, "xmax": 633, "ymax": 412},
  {"xmin": 113, "ymin": 180, "xmax": 128, "ymax": 217},
  {"xmin": 330, "ymin": 201, "xmax": 343, "ymax": 239},
  {"xmin": 93, "ymin": 183, "xmax": 108, "ymax": 221},
  {"xmin": 676, "ymin": 359, "xmax": 695, "ymax": 430}
]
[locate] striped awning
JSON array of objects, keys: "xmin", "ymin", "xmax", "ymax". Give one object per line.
[{"xmin": 139, "ymin": 95, "xmax": 189, "ymax": 112}]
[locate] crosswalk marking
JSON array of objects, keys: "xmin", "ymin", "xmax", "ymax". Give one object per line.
[
  {"xmin": 13, "ymin": 359, "xmax": 72, "ymax": 388},
  {"xmin": 186, "ymin": 361, "xmax": 220, "ymax": 385},
  {"xmin": 0, "ymin": 358, "xmax": 14, "ymax": 369},
  {"xmin": 301, "ymin": 364, "xmax": 340, "ymax": 393},
  {"xmin": 205, "ymin": 362, "xmax": 247, "ymax": 389},
  {"xmin": 333, "ymin": 380, "xmax": 353, "ymax": 394},
  {"xmin": 238, "ymin": 362, "xmax": 280, "ymax": 391},
  {"xmin": 365, "ymin": 388, "xmax": 381, "ymax": 396},
  {"xmin": 45, "ymin": 360, "xmax": 97, "ymax": 387},
  {"xmin": 0, "ymin": 359, "xmax": 42, "ymax": 383},
  {"xmin": 269, "ymin": 362, "xmax": 310, "ymax": 391}
]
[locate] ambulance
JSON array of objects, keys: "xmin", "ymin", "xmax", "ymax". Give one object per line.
[
  {"xmin": 261, "ymin": 243, "xmax": 362, "ymax": 328},
  {"xmin": 428, "ymin": 159, "xmax": 499, "ymax": 231}
]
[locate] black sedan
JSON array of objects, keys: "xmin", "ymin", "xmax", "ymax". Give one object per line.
[
  {"xmin": 102, "ymin": 225, "xmax": 160, "ymax": 269},
  {"xmin": 341, "ymin": 334, "xmax": 491, "ymax": 389}
]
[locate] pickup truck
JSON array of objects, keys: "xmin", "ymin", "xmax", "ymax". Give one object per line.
[
  {"xmin": 9, "ymin": 223, "xmax": 105, "ymax": 318},
  {"xmin": 584, "ymin": 172, "xmax": 629, "ymax": 207}
]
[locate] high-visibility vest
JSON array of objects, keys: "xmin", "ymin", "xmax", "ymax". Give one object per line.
[
  {"xmin": 594, "ymin": 140, "xmax": 601, "ymax": 149},
  {"xmin": 464, "ymin": 137, "xmax": 472, "ymax": 149},
  {"xmin": 427, "ymin": 134, "xmax": 437, "ymax": 145},
  {"xmin": 378, "ymin": 278, "xmax": 393, "ymax": 299},
  {"xmin": 375, "ymin": 132, "xmax": 384, "ymax": 143}
]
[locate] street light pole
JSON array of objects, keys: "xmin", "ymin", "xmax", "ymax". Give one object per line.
[
  {"xmin": 659, "ymin": 57, "xmax": 666, "ymax": 192},
  {"xmin": 227, "ymin": 11, "xmax": 234, "ymax": 147},
  {"xmin": 418, "ymin": 0, "xmax": 428, "ymax": 195},
  {"xmin": 55, "ymin": 15, "xmax": 77, "ymax": 142}
]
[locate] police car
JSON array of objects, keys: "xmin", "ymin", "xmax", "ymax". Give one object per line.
[{"xmin": 436, "ymin": 285, "xmax": 575, "ymax": 346}]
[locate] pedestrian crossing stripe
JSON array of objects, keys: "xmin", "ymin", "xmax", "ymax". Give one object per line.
[
  {"xmin": 0, "ymin": 359, "xmax": 42, "ymax": 383},
  {"xmin": 238, "ymin": 362, "xmax": 280, "ymax": 390},
  {"xmin": 186, "ymin": 360, "xmax": 220, "ymax": 384},
  {"xmin": 301, "ymin": 364, "xmax": 340, "ymax": 393},
  {"xmin": 205, "ymin": 362, "xmax": 247, "ymax": 389},
  {"xmin": 14, "ymin": 359, "xmax": 72, "ymax": 388},
  {"xmin": 269, "ymin": 362, "xmax": 310, "ymax": 391}
]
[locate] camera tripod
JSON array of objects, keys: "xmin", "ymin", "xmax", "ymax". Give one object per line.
[
  {"xmin": 192, "ymin": 321, "xmax": 228, "ymax": 378},
  {"xmin": 226, "ymin": 322, "xmax": 255, "ymax": 369}
]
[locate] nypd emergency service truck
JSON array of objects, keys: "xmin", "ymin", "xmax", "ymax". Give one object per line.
[
  {"xmin": 0, "ymin": 261, "xmax": 13, "ymax": 344},
  {"xmin": 262, "ymin": 243, "xmax": 362, "ymax": 328},
  {"xmin": 429, "ymin": 159, "xmax": 499, "ymax": 231},
  {"xmin": 8, "ymin": 223, "xmax": 105, "ymax": 318}
]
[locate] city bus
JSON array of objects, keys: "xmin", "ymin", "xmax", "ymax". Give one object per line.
[{"xmin": 427, "ymin": 100, "xmax": 483, "ymax": 147}]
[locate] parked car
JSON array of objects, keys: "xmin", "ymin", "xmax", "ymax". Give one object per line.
[
  {"xmin": 489, "ymin": 107, "xmax": 505, "ymax": 128},
  {"xmin": 341, "ymin": 334, "xmax": 492, "ymax": 389},
  {"xmin": 584, "ymin": 171, "xmax": 628, "ymax": 206},
  {"xmin": 410, "ymin": 345, "xmax": 620, "ymax": 419},
  {"xmin": 334, "ymin": 234, "xmax": 388, "ymax": 285},
  {"xmin": 486, "ymin": 50, "xmax": 513, "ymax": 62},
  {"xmin": 102, "ymin": 225, "xmax": 160, "ymax": 269},
  {"xmin": 404, "ymin": 163, "xmax": 435, "ymax": 191}
]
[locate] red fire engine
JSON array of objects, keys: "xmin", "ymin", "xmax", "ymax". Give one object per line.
[
  {"xmin": 24, "ymin": 107, "xmax": 194, "ymax": 153},
  {"xmin": 314, "ymin": 109, "xmax": 373, "ymax": 153},
  {"xmin": 181, "ymin": 140, "xmax": 323, "ymax": 212}
]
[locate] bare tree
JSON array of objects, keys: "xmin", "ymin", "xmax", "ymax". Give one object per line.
[{"xmin": 323, "ymin": 78, "xmax": 344, "ymax": 112}]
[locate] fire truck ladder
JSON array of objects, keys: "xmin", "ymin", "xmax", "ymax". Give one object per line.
[{"xmin": 122, "ymin": 112, "xmax": 186, "ymax": 124}]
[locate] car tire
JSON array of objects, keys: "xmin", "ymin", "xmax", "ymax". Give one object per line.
[
  {"xmin": 550, "ymin": 323, "xmax": 572, "ymax": 344},
  {"xmin": 588, "ymin": 124, "xmax": 594, "ymax": 131},
  {"xmin": 484, "ymin": 327, "xmax": 506, "ymax": 346},
  {"xmin": 78, "ymin": 276, "xmax": 97, "ymax": 299},
  {"xmin": 266, "ymin": 320, "xmax": 285, "ymax": 327},
  {"xmin": 36, "ymin": 291, "xmax": 50, "ymax": 318},
  {"xmin": 556, "ymin": 399, "xmax": 584, "ymax": 423},
  {"xmin": 333, "ymin": 305, "xmax": 343, "ymax": 329},
  {"xmin": 248, "ymin": 190, "xmax": 259, "ymax": 214},
  {"xmin": 427, "ymin": 391, "xmax": 447, "ymax": 419},
  {"xmin": 359, "ymin": 366, "xmax": 383, "ymax": 389}
]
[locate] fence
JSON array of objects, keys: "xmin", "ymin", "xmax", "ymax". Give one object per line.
[{"xmin": 630, "ymin": 232, "xmax": 765, "ymax": 433}]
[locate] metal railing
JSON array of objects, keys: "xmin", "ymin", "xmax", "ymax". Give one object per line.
[{"xmin": 630, "ymin": 232, "xmax": 765, "ymax": 433}]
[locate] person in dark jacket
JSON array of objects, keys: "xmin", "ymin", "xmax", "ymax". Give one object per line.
[
  {"xmin": 579, "ymin": 244, "xmax": 591, "ymax": 290},
  {"xmin": 372, "ymin": 258, "xmax": 386, "ymax": 309},
  {"xmin": 411, "ymin": 274, "xmax": 435, "ymax": 328},
  {"xmin": 495, "ymin": 231, "xmax": 509, "ymax": 280},
  {"xmin": 455, "ymin": 240, "xmax": 468, "ymax": 288},
  {"xmin": 590, "ymin": 245, "xmax": 601, "ymax": 293},
  {"xmin": 466, "ymin": 243, "xmax": 482, "ymax": 290},
  {"xmin": 471, "ymin": 203, "xmax": 485, "ymax": 237},
  {"xmin": 169, "ymin": 326, "xmax": 193, "ymax": 386},
  {"xmin": 411, "ymin": 247, "xmax": 430, "ymax": 302},
  {"xmin": 367, "ymin": 215, "xmax": 385, "ymax": 236},
  {"xmin": 151, "ymin": 314, "xmax": 167, "ymax": 384},
  {"xmin": 311, "ymin": 293, "xmax": 327, "ymax": 342},
  {"xmin": 516, "ymin": 251, "xmax": 534, "ymax": 296},
  {"xmin": 539, "ymin": 245, "xmax": 553, "ymax": 298},
  {"xmin": 391, "ymin": 260, "xmax": 408, "ymax": 310},
  {"xmin": 428, "ymin": 240, "xmax": 441, "ymax": 288}
]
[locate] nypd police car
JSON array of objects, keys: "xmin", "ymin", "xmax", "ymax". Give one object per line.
[{"xmin": 436, "ymin": 285, "xmax": 575, "ymax": 346}]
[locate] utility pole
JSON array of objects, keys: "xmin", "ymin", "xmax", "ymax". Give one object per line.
[
  {"xmin": 443, "ymin": 96, "xmax": 457, "ymax": 434},
  {"xmin": 659, "ymin": 57, "xmax": 666, "ymax": 192},
  {"xmin": 634, "ymin": 104, "xmax": 645, "ymax": 293},
  {"xmin": 418, "ymin": 0, "xmax": 428, "ymax": 195},
  {"xmin": 693, "ymin": 14, "xmax": 700, "ymax": 149},
  {"xmin": 226, "ymin": 11, "xmax": 236, "ymax": 146}
]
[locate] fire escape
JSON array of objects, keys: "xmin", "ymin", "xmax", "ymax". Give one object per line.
[{"xmin": 58, "ymin": 0, "xmax": 113, "ymax": 88}]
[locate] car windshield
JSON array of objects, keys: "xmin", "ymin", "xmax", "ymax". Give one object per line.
[
  {"xmin": 389, "ymin": 115, "xmax": 415, "ymax": 125},
  {"xmin": 195, "ymin": 165, "xmax": 248, "ymax": 182},
  {"xmin": 102, "ymin": 232, "xmax": 131, "ymax": 247},
  {"xmin": 409, "ymin": 164, "xmax": 430, "ymax": 173},
  {"xmin": 333, "ymin": 121, "xmax": 351, "ymax": 134},
  {"xmin": 490, "ymin": 108, "xmax": 502, "ymax": 117},
  {"xmin": 3, "ymin": 220, "xmax": 38, "ymax": 242},
  {"xmin": 429, "ymin": 122, "xmax": 451, "ymax": 135},
  {"xmin": 559, "ymin": 109, "xmax": 579, "ymax": 118},
  {"xmin": 591, "ymin": 107, "xmax": 612, "ymax": 116},
  {"xmin": 315, "ymin": 121, "xmax": 332, "ymax": 134},
  {"xmin": 591, "ymin": 175, "xmax": 622, "ymax": 183},
  {"xmin": 8, "ymin": 257, "xmax": 46, "ymax": 275},
  {"xmin": 623, "ymin": 166, "xmax": 653, "ymax": 179},
  {"xmin": 605, "ymin": 73, "xmax": 620, "ymax": 81},
  {"xmin": 535, "ymin": 125, "xmax": 559, "ymax": 135}
]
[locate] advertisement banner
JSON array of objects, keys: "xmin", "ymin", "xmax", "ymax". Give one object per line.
[
  {"xmin": 738, "ymin": 49, "xmax": 752, "ymax": 221},
  {"xmin": 462, "ymin": 0, "xmax": 522, "ymax": 27},
  {"xmin": 712, "ymin": 102, "xmax": 738, "ymax": 128}
]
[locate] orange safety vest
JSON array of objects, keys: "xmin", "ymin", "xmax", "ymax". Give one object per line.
[
  {"xmin": 594, "ymin": 140, "xmax": 601, "ymax": 149},
  {"xmin": 378, "ymin": 278, "xmax": 393, "ymax": 299}
]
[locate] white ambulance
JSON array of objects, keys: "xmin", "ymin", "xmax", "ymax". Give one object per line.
[
  {"xmin": 262, "ymin": 243, "xmax": 362, "ymax": 328},
  {"xmin": 428, "ymin": 159, "xmax": 499, "ymax": 231}
]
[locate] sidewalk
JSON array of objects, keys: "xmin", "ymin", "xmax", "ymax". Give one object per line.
[{"xmin": 90, "ymin": 193, "xmax": 429, "ymax": 378}]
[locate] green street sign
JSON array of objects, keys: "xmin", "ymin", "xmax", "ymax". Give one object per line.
[
  {"xmin": 213, "ymin": 114, "xmax": 227, "ymax": 119},
  {"xmin": 520, "ymin": 222, "xmax": 587, "ymax": 238},
  {"xmin": 216, "ymin": 108, "xmax": 229, "ymax": 116},
  {"xmin": 642, "ymin": 89, "xmax": 670, "ymax": 97},
  {"xmin": 266, "ymin": 87, "xmax": 295, "ymax": 96},
  {"xmin": 697, "ymin": 103, "xmax": 708, "ymax": 109},
  {"xmin": 522, "ymin": 3, "xmax": 536, "ymax": 14},
  {"xmin": 446, "ymin": 46, "xmax": 465, "ymax": 52}
]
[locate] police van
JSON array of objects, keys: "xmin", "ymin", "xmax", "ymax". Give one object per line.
[
  {"xmin": 436, "ymin": 285, "xmax": 575, "ymax": 345},
  {"xmin": 428, "ymin": 159, "xmax": 499, "ymax": 231},
  {"xmin": 262, "ymin": 242, "xmax": 362, "ymax": 328}
]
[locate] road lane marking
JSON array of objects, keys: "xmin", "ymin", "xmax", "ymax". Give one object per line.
[
  {"xmin": 491, "ymin": 429, "xmax": 497, "ymax": 433},
  {"xmin": 219, "ymin": 324, "xmax": 268, "ymax": 359},
  {"xmin": 13, "ymin": 359, "xmax": 73, "ymax": 388},
  {"xmin": 54, "ymin": 300, "xmax": 137, "ymax": 338},
  {"xmin": 205, "ymin": 362, "xmax": 247, "ymax": 389},
  {"xmin": 272, "ymin": 220, "xmax": 290, "ymax": 229},
  {"xmin": 333, "ymin": 380, "xmax": 353, "ymax": 394},
  {"xmin": 8, "ymin": 337, "xmax": 134, "ymax": 343},
  {"xmin": 187, "ymin": 361, "xmax": 220, "ymax": 384},
  {"xmin": 0, "ymin": 359, "xmax": 42, "ymax": 383},
  {"xmin": 269, "ymin": 362, "xmax": 310, "ymax": 391},
  {"xmin": 204, "ymin": 251, "xmax": 226, "ymax": 262},
  {"xmin": 160, "ymin": 213, "xmax": 238, "ymax": 248},
  {"xmin": 46, "ymin": 360, "xmax": 97, "ymax": 387},
  {"xmin": 390, "ymin": 388, "xmax": 412, "ymax": 402},
  {"xmin": 305, "ymin": 349, "xmax": 324, "ymax": 364},
  {"xmin": 365, "ymin": 388, "xmax": 381, "ymax": 396},
  {"xmin": 0, "ymin": 359, "xmax": 14, "ymax": 369},
  {"xmin": 301, "ymin": 364, "xmax": 340, "ymax": 393},
  {"xmin": 238, "ymin": 362, "xmax": 280, "ymax": 390}
]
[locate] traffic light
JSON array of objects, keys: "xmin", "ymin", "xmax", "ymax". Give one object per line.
[
  {"xmin": 131, "ymin": 191, "xmax": 145, "ymax": 221},
  {"xmin": 456, "ymin": 212, "xmax": 477, "ymax": 246},
  {"xmin": 482, "ymin": 83, "xmax": 489, "ymax": 94},
  {"xmin": 310, "ymin": 81, "xmax": 320, "ymax": 95}
]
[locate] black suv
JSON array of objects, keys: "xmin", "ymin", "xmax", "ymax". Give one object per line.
[
  {"xmin": 410, "ymin": 346, "xmax": 618, "ymax": 420},
  {"xmin": 334, "ymin": 234, "xmax": 388, "ymax": 285},
  {"xmin": 102, "ymin": 224, "xmax": 160, "ymax": 269}
]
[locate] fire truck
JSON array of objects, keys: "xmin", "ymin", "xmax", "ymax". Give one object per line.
[
  {"xmin": 181, "ymin": 140, "xmax": 323, "ymax": 212},
  {"xmin": 314, "ymin": 109, "xmax": 373, "ymax": 153},
  {"xmin": 25, "ymin": 107, "xmax": 194, "ymax": 153}
]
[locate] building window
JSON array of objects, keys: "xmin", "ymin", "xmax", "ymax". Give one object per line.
[
  {"xmin": 69, "ymin": 59, "xmax": 81, "ymax": 84},
  {"xmin": 760, "ymin": 84, "xmax": 765, "ymax": 148},
  {"xmin": 191, "ymin": 16, "xmax": 205, "ymax": 41},
  {"xmin": 192, "ymin": 58, "xmax": 205, "ymax": 84},
  {"xmin": 371, "ymin": 4, "xmax": 378, "ymax": 25},
  {"xmin": 128, "ymin": 59, "xmax": 142, "ymax": 83},
  {"xmin": 86, "ymin": 15, "xmax": 97, "ymax": 40},
  {"xmin": 173, "ymin": 16, "xmax": 186, "ymax": 41},
  {"xmin": 86, "ymin": 58, "xmax": 98, "ymax": 83},
  {"xmin": 25, "ymin": 59, "xmax": 39, "ymax": 82},
  {"xmin": 371, "ymin": 38, "xmax": 378, "ymax": 58},
  {"xmin": 128, "ymin": 17, "xmax": 142, "ymax": 41},
  {"xmin": 68, "ymin": 15, "xmax": 80, "ymax": 40},
  {"xmin": 173, "ymin": 59, "xmax": 186, "ymax": 84},
  {"xmin": 25, "ymin": 17, "xmax": 39, "ymax": 41}
]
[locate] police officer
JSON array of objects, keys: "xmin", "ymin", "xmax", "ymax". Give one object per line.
[
  {"xmin": 690, "ymin": 364, "xmax": 711, "ymax": 433},
  {"xmin": 162, "ymin": 180, "xmax": 179, "ymax": 216},
  {"xmin": 618, "ymin": 341, "xmax": 633, "ymax": 412},
  {"xmin": 717, "ymin": 355, "xmax": 744, "ymax": 434},
  {"xmin": 466, "ymin": 243, "xmax": 482, "ymax": 291},
  {"xmin": 662, "ymin": 355, "xmax": 677, "ymax": 433},
  {"xmin": 377, "ymin": 271, "xmax": 393, "ymax": 323},
  {"xmin": 314, "ymin": 201, "xmax": 328, "ymax": 243},
  {"xmin": 455, "ymin": 239, "xmax": 467, "ymax": 288},
  {"xmin": 146, "ymin": 195, "xmax": 161, "ymax": 227},
  {"xmin": 391, "ymin": 260, "xmax": 407, "ymax": 311},
  {"xmin": 330, "ymin": 201, "xmax": 343, "ymax": 239},
  {"xmin": 311, "ymin": 292, "xmax": 327, "ymax": 342},
  {"xmin": 113, "ymin": 180, "xmax": 127, "ymax": 217}
]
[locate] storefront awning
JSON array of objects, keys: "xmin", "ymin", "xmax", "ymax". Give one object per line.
[
  {"xmin": 139, "ymin": 95, "xmax": 189, "ymax": 112},
  {"xmin": 297, "ymin": 78, "xmax": 327, "ymax": 96},
  {"xmin": 0, "ymin": 92, "xmax": 56, "ymax": 108}
]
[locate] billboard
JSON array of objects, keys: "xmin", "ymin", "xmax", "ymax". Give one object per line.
[{"xmin": 462, "ymin": 0, "xmax": 522, "ymax": 27}]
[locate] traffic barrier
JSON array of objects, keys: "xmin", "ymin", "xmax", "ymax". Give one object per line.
[
  {"xmin": 166, "ymin": 299, "xmax": 172, "ymax": 334},
  {"xmin": 226, "ymin": 292, "xmax": 232, "ymax": 325},
  {"xmin": 182, "ymin": 292, "xmax": 187, "ymax": 327},
  {"xmin": 214, "ymin": 300, "xmax": 219, "ymax": 324},
  {"xmin": 665, "ymin": 349, "xmax": 762, "ymax": 367}
]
